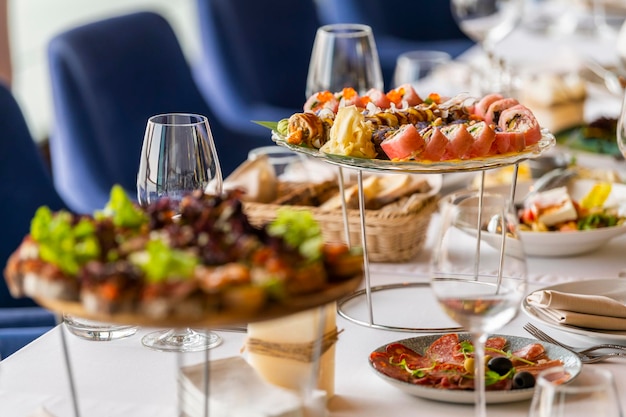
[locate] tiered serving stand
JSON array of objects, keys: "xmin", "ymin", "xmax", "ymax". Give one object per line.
[{"xmin": 271, "ymin": 129, "xmax": 556, "ymax": 333}]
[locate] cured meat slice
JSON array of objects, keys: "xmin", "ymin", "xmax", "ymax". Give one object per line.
[
  {"xmin": 498, "ymin": 104, "xmax": 543, "ymax": 146},
  {"xmin": 380, "ymin": 124, "xmax": 425, "ymax": 160},
  {"xmin": 440, "ymin": 123, "xmax": 474, "ymax": 160},
  {"xmin": 418, "ymin": 125, "xmax": 448, "ymax": 161},
  {"xmin": 474, "ymin": 93, "xmax": 504, "ymax": 119},
  {"xmin": 425, "ymin": 333, "xmax": 463, "ymax": 364},
  {"xmin": 484, "ymin": 97, "xmax": 519, "ymax": 125},
  {"xmin": 466, "ymin": 121, "xmax": 496, "ymax": 157}
]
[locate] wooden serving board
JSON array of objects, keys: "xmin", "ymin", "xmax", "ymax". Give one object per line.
[{"xmin": 35, "ymin": 274, "xmax": 363, "ymax": 328}]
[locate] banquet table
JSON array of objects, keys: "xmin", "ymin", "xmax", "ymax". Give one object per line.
[
  {"xmin": 4, "ymin": 21, "xmax": 626, "ymax": 417},
  {"xmin": 2, "ymin": 211, "xmax": 626, "ymax": 417}
]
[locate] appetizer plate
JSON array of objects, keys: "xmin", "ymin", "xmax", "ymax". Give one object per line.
[
  {"xmin": 271, "ymin": 130, "xmax": 555, "ymax": 174},
  {"xmin": 522, "ymin": 279, "xmax": 626, "ymax": 343},
  {"xmin": 490, "ymin": 179, "xmax": 626, "ymax": 257},
  {"xmin": 369, "ymin": 333, "xmax": 582, "ymax": 404}
]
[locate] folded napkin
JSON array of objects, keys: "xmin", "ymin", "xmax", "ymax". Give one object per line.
[
  {"xmin": 527, "ymin": 290, "xmax": 626, "ymax": 330},
  {"xmin": 179, "ymin": 356, "xmax": 325, "ymax": 417}
]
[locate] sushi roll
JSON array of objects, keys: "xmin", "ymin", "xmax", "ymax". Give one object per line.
[{"xmin": 380, "ymin": 124, "xmax": 425, "ymax": 160}]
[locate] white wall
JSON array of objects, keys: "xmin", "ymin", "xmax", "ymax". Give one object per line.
[{"xmin": 8, "ymin": 0, "xmax": 200, "ymax": 142}]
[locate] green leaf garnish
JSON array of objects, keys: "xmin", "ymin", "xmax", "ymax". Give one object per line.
[
  {"xmin": 30, "ymin": 206, "xmax": 100, "ymax": 275},
  {"xmin": 267, "ymin": 208, "xmax": 323, "ymax": 261},
  {"xmin": 129, "ymin": 238, "xmax": 198, "ymax": 283},
  {"xmin": 95, "ymin": 184, "xmax": 147, "ymax": 229},
  {"xmin": 252, "ymin": 121, "xmax": 279, "ymax": 130}
]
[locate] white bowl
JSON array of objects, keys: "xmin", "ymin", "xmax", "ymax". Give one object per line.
[{"xmin": 490, "ymin": 179, "xmax": 626, "ymax": 257}]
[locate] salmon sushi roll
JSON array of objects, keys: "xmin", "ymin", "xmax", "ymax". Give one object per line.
[
  {"xmin": 466, "ymin": 121, "xmax": 496, "ymax": 157},
  {"xmin": 493, "ymin": 131, "xmax": 526, "ymax": 154},
  {"xmin": 380, "ymin": 124, "xmax": 425, "ymax": 160},
  {"xmin": 336, "ymin": 87, "xmax": 366, "ymax": 108},
  {"xmin": 474, "ymin": 93, "xmax": 504, "ymax": 119},
  {"xmin": 365, "ymin": 88, "xmax": 392, "ymax": 109},
  {"xmin": 418, "ymin": 125, "xmax": 448, "ymax": 161},
  {"xmin": 304, "ymin": 90, "xmax": 339, "ymax": 113},
  {"xmin": 387, "ymin": 83, "xmax": 423, "ymax": 107},
  {"xmin": 484, "ymin": 97, "xmax": 519, "ymax": 125},
  {"xmin": 440, "ymin": 123, "xmax": 474, "ymax": 159},
  {"xmin": 498, "ymin": 104, "xmax": 543, "ymax": 146}
]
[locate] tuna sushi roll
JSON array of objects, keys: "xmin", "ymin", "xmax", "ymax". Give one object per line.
[{"xmin": 474, "ymin": 93, "xmax": 504, "ymax": 119}]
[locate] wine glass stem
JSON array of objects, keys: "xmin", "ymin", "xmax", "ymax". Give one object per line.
[{"xmin": 472, "ymin": 332, "xmax": 489, "ymax": 417}]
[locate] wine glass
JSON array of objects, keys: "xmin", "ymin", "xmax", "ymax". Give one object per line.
[
  {"xmin": 305, "ymin": 23, "xmax": 384, "ymax": 97},
  {"xmin": 529, "ymin": 366, "xmax": 623, "ymax": 417},
  {"xmin": 616, "ymin": 90, "xmax": 626, "ymax": 158},
  {"xmin": 137, "ymin": 112, "xmax": 223, "ymax": 352},
  {"xmin": 450, "ymin": 0, "xmax": 524, "ymax": 94},
  {"xmin": 430, "ymin": 189, "xmax": 527, "ymax": 417}
]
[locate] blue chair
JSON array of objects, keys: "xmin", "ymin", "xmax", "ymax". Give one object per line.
[
  {"xmin": 314, "ymin": 0, "xmax": 475, "ymax": 89},
  {"xmin": 0, "ymin": 81, "xmax": 59, "ymax": 357},
  {"xmin": 193, "ymin": 0, "xmax": 320, "ymax": 138},
  {"xmin": 47, "ymin": 11, "xmax": 261, "ymax": 214}
]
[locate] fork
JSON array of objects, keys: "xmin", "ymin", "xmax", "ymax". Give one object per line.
[{"xmin": 523, "ymin": 323, "xmax": 626, "ymax": 364}]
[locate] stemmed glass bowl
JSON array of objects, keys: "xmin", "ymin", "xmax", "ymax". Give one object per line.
[
  {"xmin": 430, "ymin": 189, "xmax": 527, "ymax": 417},
  {"xmin": 137, "ymin": 113, "xmax": 223, "ymax": 352},
  {"xmin": 306, "ymin": 23, "xmax": 384, "ymax": 97}
]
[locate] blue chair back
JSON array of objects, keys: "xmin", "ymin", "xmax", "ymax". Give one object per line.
[
  {"xmin": 194, "ymin": 0, "xmax": 321, "ymax": 136},
  {"xmin": 48, "ymin": 11, "xmax": 257, "ymax": 214},
  {"xmin": 0, "ymin": 81, "xmax": 66, "ymax": 309}
]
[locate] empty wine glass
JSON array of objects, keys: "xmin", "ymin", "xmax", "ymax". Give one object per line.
[
  {"xmin": 305, "ymin": 23, "xmax": 384, "ymax": 97},
  {"xmin": 137, "ymin": 113, "xmax": 223, "ymax": 352},
  {"xmin": 616, "ymin": 90, "xmax": 626, "ymax": 158},
  {"xmin": 450, "ymin": 0, "xmax": 524, "ymax": 94},
  {"xmin": 529, "ymin": 366, "xmax": 623, "ymax": 417},
  {"xmin": 430, "ymin": 189, "xmax": 527, "ymax": 417}
]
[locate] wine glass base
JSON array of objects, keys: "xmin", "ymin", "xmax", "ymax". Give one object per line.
[
  {"xmin": 63, "ymin": 314, "xmax": 138, "ymax": 341},
  {"xmin": 141, "ymin": 329, "xmax": 223, "ymax": 352}
]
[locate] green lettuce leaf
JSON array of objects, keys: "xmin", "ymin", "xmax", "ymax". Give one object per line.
[
  {"xmin": 95, "ymin": 184, "xmax": 147, "ymax": 229},
  {"xmin": 267, "ymin": 208, "xmax": 323, "ymax": 261},
  {"xmin": 129, "ymin": 238, "xmax": 198, "ymax": 283}
]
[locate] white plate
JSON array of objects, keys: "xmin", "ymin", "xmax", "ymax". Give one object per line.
[
  {"xmin": 369, "ymin": 333, "xmax": 581, "ymax": 404},
  {"xmin": 490, "ymin": 179, "xmax": 626, "ymax": 257},
  {"xmin": 522, "ymin": 279, "xmax": 626, "ymax": 343}
]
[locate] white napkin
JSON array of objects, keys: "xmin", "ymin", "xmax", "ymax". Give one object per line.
[
  {"xmin": 527, "ymin": 289, "xmax": 626, "ymax": 330},
  {"xmin": 179, "ymin": 356, "xmax": 321, "ymax": 417}
]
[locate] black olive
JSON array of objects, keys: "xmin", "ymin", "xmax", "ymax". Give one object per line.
[
  {"xmin": 513, "ymin": 371, "xmax": 536, "ymax": 389},
  {"xmin": 487, "ymin": 357, "xmax": 513, "ymax": 376}
]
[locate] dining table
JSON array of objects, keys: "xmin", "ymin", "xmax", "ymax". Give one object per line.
[{"xmin": 3, "ymin": 19, "xmax": 626, "ymax": 417}]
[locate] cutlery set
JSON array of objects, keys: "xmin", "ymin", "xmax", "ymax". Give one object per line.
[{"xmin": 523, "ymin": 323, "xmax": 626, "ymax": 364}]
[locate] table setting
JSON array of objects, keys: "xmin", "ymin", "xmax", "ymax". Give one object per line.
[{"xmin": 5, "ymin": 7, "xmax": 626, "ymax": 417}]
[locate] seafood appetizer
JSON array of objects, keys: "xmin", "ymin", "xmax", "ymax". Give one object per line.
[
  {"xmin": 3, "ymin": 186, "xmax": 363, "ymax": 324},
  {"xmin": 277, "ymin": 86, "xmax": 545, "ymax": 163}
]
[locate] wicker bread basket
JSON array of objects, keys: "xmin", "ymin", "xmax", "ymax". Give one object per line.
[{"xmin": 243, "ymin": 179, "xmax": 439, "ymax": 263}]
